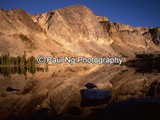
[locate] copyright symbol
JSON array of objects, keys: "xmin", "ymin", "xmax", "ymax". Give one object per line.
[{"xmin": 37, "ymin": 55, "xmax": 45, "ymax": 64}]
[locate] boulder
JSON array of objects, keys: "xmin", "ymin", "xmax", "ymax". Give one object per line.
[
  {"xmin": 84, "ymin": 83, "xmax": 97, "ymax": 89},
  {"xmin": 80, "ymin": 89, "xmax": 112, "ymax": 107},
  {"xmin": 6, "ymin": 87, "xmax": 20, "ymax": 92}
]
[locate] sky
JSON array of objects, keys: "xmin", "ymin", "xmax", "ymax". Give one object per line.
[{"xmin": 0, "ymin": 0, "xmax": 160, "ymax": 27}]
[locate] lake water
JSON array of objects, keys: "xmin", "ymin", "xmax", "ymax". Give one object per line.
[{"xmin": 0, "ymin": 58, "xmax": 160, "ymax": 120}]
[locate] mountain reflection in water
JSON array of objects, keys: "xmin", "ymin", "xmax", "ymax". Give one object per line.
[{"xmin": 0, "ymin": 54, "xmax": 160, "ymax": 120}]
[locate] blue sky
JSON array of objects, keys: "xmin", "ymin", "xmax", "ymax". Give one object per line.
[{"xmin": 0, "ymin": 0, "xmax": 160, "ymax": 27}]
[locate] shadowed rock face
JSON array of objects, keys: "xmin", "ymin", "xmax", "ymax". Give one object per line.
[
  {"xmin": 149, "ymin": 28, "xmax": 160, "ymax": 46},
  {"xmin": 147, "ymin": 80, "xmax": 160, "ymax": 97}
]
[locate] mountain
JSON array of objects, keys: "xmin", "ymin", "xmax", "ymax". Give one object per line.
[
  {"xmin": 0, "ymin": 5, "xmax": 160, "ymax": 120},
  {"xmin": 0, "ymin": 4, "xmax": 160, "ymax": 58}
]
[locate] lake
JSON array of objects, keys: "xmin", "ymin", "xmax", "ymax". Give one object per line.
[{"xmin": 0, "ymin": 59, "xmax": 160, "ymax": 120}]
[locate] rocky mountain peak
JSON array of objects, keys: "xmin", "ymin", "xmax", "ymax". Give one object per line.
[
  {"xmin": 0, "ymin": 5, "xmax": 160, "ymax": 57},
  {"xmin": 97, "ymin": 16, "xmax": 109, "ymax": 22}
]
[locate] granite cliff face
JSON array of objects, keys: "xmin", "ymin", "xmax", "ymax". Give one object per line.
[{"xmin": 0, "ymin": 4, "xmax": 159, "ymax": 58}]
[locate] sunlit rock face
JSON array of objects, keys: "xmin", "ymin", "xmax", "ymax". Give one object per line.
[
  {"xmin": 0, "ymin": 4, "xmax": 160, "ymax": 57},
  {"xmin": 32, "ymin": 5, "xmax": 112, "ymax": 44},
  {"xmin": 32, "ymin": 5, "xmax": 115, "ymax": 56}
]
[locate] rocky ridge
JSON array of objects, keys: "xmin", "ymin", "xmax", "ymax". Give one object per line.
[{"xmin": 0, "ymin": 5, "xmax": 159, "ymax": 58}]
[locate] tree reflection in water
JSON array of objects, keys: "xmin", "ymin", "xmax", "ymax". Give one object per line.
[
  {"xmin": 0, "ymin": 66, "xmax": 46, "ymax": 79},
  {"xmin": 125, "ymin": 53, "xmax": 160, "ymax": 73}
]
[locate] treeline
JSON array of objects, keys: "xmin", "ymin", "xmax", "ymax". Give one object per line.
[{"xmin": 0, "ymin": 52, "xmax": 36, "ymax": 66}]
